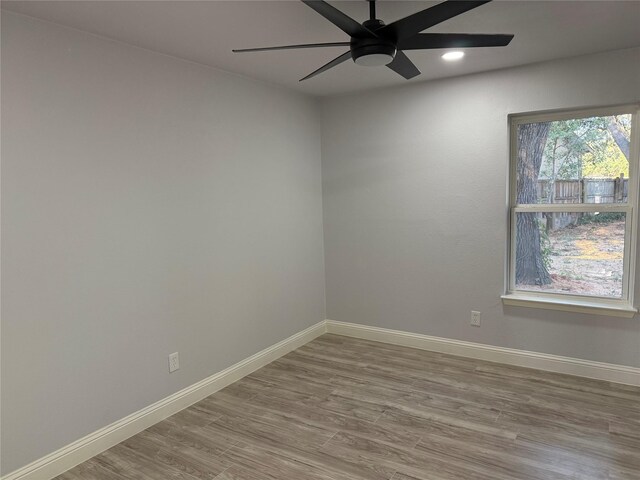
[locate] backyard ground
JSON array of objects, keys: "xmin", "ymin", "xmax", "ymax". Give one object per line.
[{"xmin": 518, "ymin": 219, "xmax": 624, "ymax": 298}]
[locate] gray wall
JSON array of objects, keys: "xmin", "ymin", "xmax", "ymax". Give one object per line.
[
  {"xmin": 1, "ymin": 12, "xmax": 325, "ymax": 474},
  {"xmin": 321, "ymin": 47, "xmax": 640, "ymax": 368}
]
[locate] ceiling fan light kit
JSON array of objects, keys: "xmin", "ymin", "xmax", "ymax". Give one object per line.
[
  {"xmin": 351, "ymin": 37, "xmax": 397, "ymax": 66},
  {"xmin": 233, "ymin": 0, "xmax": 514, "ymax": 81}
]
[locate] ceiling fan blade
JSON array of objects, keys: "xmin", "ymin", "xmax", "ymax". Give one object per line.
[
  {"xmin": 398, "ymin": 33, "xmax": 513, "ymax": 50},
  {"xmin": 300, "ymin": 51, "xmax": 352, "ymax": 81},
  {"xmin": 380, "ymin": 0, "xmax": 492, "ymax": 41},
  {"xmin": 233, "ymin": 42, "xmax": 350, "ymax": 53},
  {"xmin": 301, "ymin": 0, "xmax": 376, "ymax": 38},
  {"xmin": 386, "ymin": 51, "xmax": 420, "ymax": 80}
]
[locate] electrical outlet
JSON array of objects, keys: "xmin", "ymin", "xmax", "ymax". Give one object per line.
[
  {"xmin": 168, "ymin": 352, "xmax": 179, "ymax": 373},
  {"xmin": 471, "ymin": 311, "xmax": 481, "ymax": 327}
]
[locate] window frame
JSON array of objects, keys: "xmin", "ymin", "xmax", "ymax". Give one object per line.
[{"xmin": 503, "ymin": 104, "xmax": 640, "ymax": 317}]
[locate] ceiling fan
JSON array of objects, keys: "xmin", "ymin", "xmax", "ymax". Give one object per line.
[{"xmin": 232, "ymin": 0, "xmax": 514, "ymax": 81}]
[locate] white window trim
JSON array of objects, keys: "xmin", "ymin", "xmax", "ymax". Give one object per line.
[{"xmin": 503, "ymin": 104, "xmax": 640, "ymax": 318}]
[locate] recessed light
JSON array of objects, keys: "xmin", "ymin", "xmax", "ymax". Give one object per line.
[{"xmin": 442, "ymin": 51, "xmax": 464, "ymax": 61}]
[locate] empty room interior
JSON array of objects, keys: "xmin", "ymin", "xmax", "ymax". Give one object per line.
[{"xmin": 2, "ymin": 0, "xmax": 640, "ymax": 479}]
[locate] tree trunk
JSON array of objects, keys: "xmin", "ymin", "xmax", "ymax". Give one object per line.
[
  {"xmin": 607, "ymin": 118, "xmax": 630, "ymax": 160},
  {"xmin": 516, "ymin": 122, "xmax": 552, "ymax": 285}
]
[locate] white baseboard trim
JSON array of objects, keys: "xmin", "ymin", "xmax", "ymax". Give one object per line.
[
  {"xmin": 2, "ymin": 321, "xmax": 327, "ymax": 480},
  {"xmin": 326, "ymin": 320, "xmax": 640, "ymax": 386}
]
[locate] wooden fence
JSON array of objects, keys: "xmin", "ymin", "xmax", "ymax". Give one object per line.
[
  {"xmin": 537, "ymin": 176, "xmax": 628, "ymax": 204},
  {"xmin": 536, "ymin": 176, "xmax": 628, "ymax": 230}
]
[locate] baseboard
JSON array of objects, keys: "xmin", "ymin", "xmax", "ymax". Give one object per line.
[
  {"xmin": 2, "ymin": 321, "xmax": 327, "ymax": 480},
  {"xmin": 326, "ymin": 320, "xmax": 640, "ymax": 386}
]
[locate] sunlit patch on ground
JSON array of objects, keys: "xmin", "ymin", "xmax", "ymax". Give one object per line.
[{"xmin": 573, "ymin": 239, "xmax": 623, "ymax": 260}]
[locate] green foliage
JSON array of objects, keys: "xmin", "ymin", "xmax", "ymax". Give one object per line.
[
  {"xmin": 538, "ymin": 115, "xmax": 630, "ymax": 183},
  {"xmin": 537, "ymin": 217, "xmax": 552, "ymax": 271},
  {"xmin": 577, "ymin": 212, "xmax": 626, "ymax": 225},
  {"xmin": 582, "ymin": 139, "xmax": 628, "ymax": 178}
]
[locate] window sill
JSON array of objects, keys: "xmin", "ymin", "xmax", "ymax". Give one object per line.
[{"xmin": 501, "ymin": 293, "xmax": 637, "ymax": 318}]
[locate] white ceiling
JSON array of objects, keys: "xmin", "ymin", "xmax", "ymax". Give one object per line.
[{"xmin": 2, "ymin": 0, "xmax": 640, "ymax": 96}]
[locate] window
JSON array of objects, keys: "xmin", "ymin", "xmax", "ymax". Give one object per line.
[{"xmin": 503, "ymin": 105, "xmax": 640, "ymax": 317}]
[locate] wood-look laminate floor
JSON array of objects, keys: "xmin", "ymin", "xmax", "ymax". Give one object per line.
[{"xmin": 57, "ymin": 334, "xmax": 640, "ymax": 480}]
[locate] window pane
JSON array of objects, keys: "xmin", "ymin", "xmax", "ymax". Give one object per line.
[
  {"xmin": 514, "ymin": 211, "xmax": 625, "ymax": 298},
  {"xmin": 516, "ymin": 114, "xmax": 632, "ymax": 205}
]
